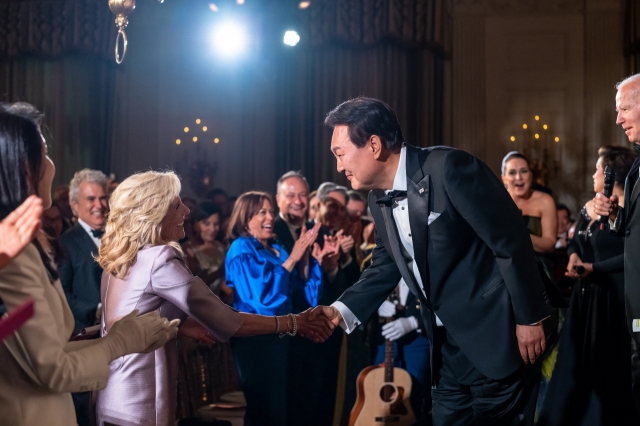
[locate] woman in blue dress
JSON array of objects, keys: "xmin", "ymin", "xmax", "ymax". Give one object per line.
[{"xmin": 225, "ymin": 191, "xmax": 323, "ymax": 426}]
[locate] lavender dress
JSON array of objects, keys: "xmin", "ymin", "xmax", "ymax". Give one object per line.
[{"xmin": 96, "ymin": 245, "xmax": 243, "ymax": 426}]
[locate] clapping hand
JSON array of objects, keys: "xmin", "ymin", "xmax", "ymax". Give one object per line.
[
  {"xmin": 296, "ymin": 308, "xmax": 336, "ymax": 343},
  {"xmin": 312, "ymin": 235, "xmax": 340, "ymax": 274},
  {"xmin": 0, "ymin": 196, "xmax": 43, "ymax": 270}
]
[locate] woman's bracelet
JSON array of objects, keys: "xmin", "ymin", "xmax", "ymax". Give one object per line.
[{"xmin": 279, "ymin": 314, "xmax": 298, "ymax": 338}]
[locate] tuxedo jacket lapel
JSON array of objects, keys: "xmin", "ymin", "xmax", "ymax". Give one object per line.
[
  {"xmin": 626, "ymin": 159, "xmax": 640, "ymax": 217},
  {"xmin": 406, "ymin": 148, "xmax": 431, "ymax": 297}
]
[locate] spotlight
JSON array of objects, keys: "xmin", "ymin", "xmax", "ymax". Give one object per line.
[
  {"xmin": 299, "ymin": 1, "xmax": 311, "ymax": 9},
  {"xmin": 283, "ymin": 30, "xmax": 300, "ymax": 47},
  {"xmin": 212, "ymin": 22, "xmax": 248, "ymax": 57}
]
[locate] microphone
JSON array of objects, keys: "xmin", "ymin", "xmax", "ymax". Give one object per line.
[{"xmin": 599, "ymin": 165, "xmax": 615, "ymax": 230}]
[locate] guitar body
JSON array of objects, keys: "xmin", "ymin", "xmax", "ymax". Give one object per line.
[{"xmin": 349, "ymin": 365, "xmax": 416, "ymax": 426}]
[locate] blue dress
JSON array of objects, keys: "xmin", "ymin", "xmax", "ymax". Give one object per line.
[
  {"xmin": 224, "ymin": 236, "xmax": 323, "ymax": 426},
  {"xmin": 225, "ymin": 236, "xmax": 322, "ymax": 315}
]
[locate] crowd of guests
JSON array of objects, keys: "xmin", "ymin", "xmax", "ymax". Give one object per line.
[{"xmin": 1, "ymin": 96, "xmax": 639, "ymax": 426}]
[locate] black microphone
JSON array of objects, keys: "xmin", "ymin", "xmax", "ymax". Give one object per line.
[{"xmin": 599, "ymin": 165, "xmax": 615, "ymax": 229}]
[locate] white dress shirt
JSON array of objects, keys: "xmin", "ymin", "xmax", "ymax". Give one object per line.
[
  {"xmin": 332, "ymin": 146, "xmax": 443, "ymax": 332},
  {"xmin": 78, "ymin": 219, "xmax": 102, "ymax": 248}
]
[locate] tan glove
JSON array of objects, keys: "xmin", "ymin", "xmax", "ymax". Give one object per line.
[{"xmin": 101, "ymin": 310, "xmax": 180, "ymax": 360}]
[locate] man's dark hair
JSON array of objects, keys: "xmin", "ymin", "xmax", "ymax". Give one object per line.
[
  {"xmin": 556, "ymin": 203, "xmax": 571, "ymax": 219},
  {"xmin": 276, "ymin": 170, "xmax": 309, "ymax": 193},
  {"xmin": 324, "ymin": 97, "xmax": 404, "ymax": 150},
  {"xmin": 598, "ymin": 145, "xmax": 635, "ymax": 187}
]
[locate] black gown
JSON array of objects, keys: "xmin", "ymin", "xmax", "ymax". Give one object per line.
[{"xmin": 538, "ymin": 206, "xmax": 639, "ymax": 425}]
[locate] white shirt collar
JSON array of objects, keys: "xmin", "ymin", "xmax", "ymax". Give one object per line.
[
  {"xmin": 387, "ymin": 145, "xmax": 407, "ymax": 193},
  {"xmin": 77, "ymin": 218, "xmax": 96, "ymax": 233}
]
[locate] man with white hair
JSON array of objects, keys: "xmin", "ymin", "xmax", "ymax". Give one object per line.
[
  {"xmin": 58, "ymin": 168, "xmax": 109, "ymax": 426},
  {"xmin": 594, "ymin": 73, "xmax": 640, "ymax": 411},
  {"xmin": 59, "ymin": 169, "xmax": 109, "ymax": 332}
]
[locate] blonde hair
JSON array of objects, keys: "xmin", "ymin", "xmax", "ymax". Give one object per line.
[{"xmin": 97, "ymin": 171, "xmax": 183, "ymax": 279}]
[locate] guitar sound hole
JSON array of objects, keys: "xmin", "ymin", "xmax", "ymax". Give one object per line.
[{"xmin": 379, "ymin": 384, "xmax": 397, "ymax": 402}]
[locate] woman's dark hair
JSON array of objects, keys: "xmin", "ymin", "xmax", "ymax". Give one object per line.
[
  {"xmin": 226, "ymin": 191, "xmax": 273, "ymax": 242},
  {"xmin": 598, "ymin": 145, "xmax": 635, "ymax": 187},
  {"xmin": 324, "ymin": 97, "xmax": 404, "ymax": 150},
  {"xmin": 501, "ymin": 151, "xmax": 531, "ymax": 176},
  {"xmin": 0, "ymin": 111, "xmax": 43, "ymax": 220},
  {"xmin": 191, "ymin": 201, "xmax": 220, "ymax": 223},
  {"xmin": 0, "ymin": 104, "xmax": 58, "ymax": 280}
]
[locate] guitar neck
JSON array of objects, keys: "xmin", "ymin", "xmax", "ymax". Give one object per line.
[{"xmin": 384, "ymin": 330, "xmax": 394, "ymax": 383}]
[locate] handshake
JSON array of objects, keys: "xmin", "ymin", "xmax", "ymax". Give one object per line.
[{"xmin": 296, "ymin": 305, "xmax": 344, "ymax": 343}]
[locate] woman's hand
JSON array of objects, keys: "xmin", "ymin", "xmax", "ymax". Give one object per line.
[
  {"xmin": 295, "ymin": 308, "xmax": 335, "ymax": 343},
  {"xmin": 283, "ymin": 222, "xmax": 321, "ymax": 272},
  {"xmin": 178, "ymin": 317, "xmax": 216, "ymax": 345},
  {"xmin": 0, "ymin": 196, "xmax": 43, "ymax": 270},
  {"xmin": 312, "ymin": 236, "xmax": 340, "ymax": 274},
  {"xmin": 565, "ymin": 253, "xmax": 592, "ymax": 279}
]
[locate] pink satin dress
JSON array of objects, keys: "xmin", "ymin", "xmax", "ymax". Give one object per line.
[{"xmin": 96, "ymin": 245, "xmax": 243, "ymax": 426}]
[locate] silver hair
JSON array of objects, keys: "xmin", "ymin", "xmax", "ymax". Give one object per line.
[
  {"xmin": 616, "ymin": 74, "xmax": 640, "ymax": 101},
  {"xmin": 69, "ymin": 169, "xmax": 108, "ymax": 204},
  {"xmin": 276, "ymin": 170, "xmax": 309, "ymax": 194},
  {"xmin": 317, "ymin": 182, "xmax": 348, "ymax": 203}
]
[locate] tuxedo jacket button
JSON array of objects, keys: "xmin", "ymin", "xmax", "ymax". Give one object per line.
[
  {"xmin": 432, "ymin": 304, "xmax": 439, "ymax": 311},
  {"xmin": 626, "ymin": 229, "xmax": 631, "ymax": 236}
]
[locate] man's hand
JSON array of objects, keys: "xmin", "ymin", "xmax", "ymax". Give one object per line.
[
  {"xmin": 516, "ymin": 323, "xmax": 546, "ymax": 364},
  {"xmin": 0, "ymin": 196, "xmax": 43, "ymax": 270},
  {"xmin": 308, "ymin": 305, "xmax": 342, "ymax": 328},
  {"xmin": 593, "ymin": 193, "xmax": 619, "ymax": 222},
  {"xmin": 297, "ymin": 308, "xmax": 336, "ymax": 343}
]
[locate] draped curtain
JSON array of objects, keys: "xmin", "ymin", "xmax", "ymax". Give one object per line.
[
  {"xmin": 625, "ymin": 0, "xmax": 640, "ymax": 73},
  {"xmin": 0, "ymin": 0, "xmax": 450, "ymax": 193},
  {"xmin": 0, "ymin": 0, "xmax": 115, "ymax": 186}
]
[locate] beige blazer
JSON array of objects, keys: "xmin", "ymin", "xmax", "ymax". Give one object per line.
[{"xmin": 0, "ymin": 244, "xmax": 111, "ymax": 426}]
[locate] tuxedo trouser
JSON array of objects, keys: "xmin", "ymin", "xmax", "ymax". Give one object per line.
[{"xmin": 431, "ymin": 330, "xmax": 536, "ymax": 426}]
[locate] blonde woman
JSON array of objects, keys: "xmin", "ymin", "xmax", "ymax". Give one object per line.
[{"xmin": 96, "ymin": 171, "xmax": 333, "ymax": 426}]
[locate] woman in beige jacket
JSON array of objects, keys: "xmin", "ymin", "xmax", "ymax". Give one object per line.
[{"xmin": 0, "ymin": 103, "xmax": 178, "ymax": 426}]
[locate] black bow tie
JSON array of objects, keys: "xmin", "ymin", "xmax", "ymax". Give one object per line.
[
  {"xmin": 91, "ymin": 229, "xmax": 104, "ymax": 238},
  {"xmin": 376, "ymin": 190, "xmax": 407, "ymax": 207}
]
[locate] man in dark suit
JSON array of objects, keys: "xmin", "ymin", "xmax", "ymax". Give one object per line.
[
  {"xmin": 274, "ymin": 171, "xmax": 360, "ymax": 425},
  {"xmin": 594, "ymin": 73, "xmax": 640, "ymax": 411},
  {"xmin": 58, "ymin": 169, "xmax": 109, "ymax": 426},
  {"xmin": 59, "ymin": 169, "xmax": 109, "ymax": 331},
  {"xmin": 311, "ymin": 97, "xmax": 551, "ymax": 425}
]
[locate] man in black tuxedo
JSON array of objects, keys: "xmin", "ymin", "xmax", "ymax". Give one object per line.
[
  {"xmin": 310, "ymin": 97, "xmax": 551, "ymax": 425},
  {"xmin": 59, "ymin": 169, "xmax": 109, "ymax": 331},
  {"xmin": 594, "ymin": 73, "xmax": 640, "ymax": 410},
  {"xmin": 58, "ymin": 169, "xmax": 109, "ymax": 426}
]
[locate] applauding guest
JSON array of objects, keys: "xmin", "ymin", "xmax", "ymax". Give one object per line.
[{"xmin": 225, "ymin": 191, "xmax": 324, "ymax": 426}]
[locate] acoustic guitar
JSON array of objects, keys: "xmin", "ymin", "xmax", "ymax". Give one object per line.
[{"xmin": 349, "ymin": 322, "xmax": 416, "ymax": 426}]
